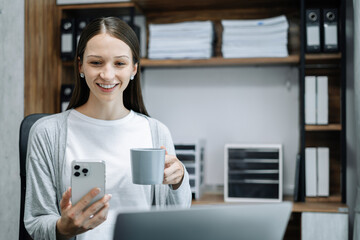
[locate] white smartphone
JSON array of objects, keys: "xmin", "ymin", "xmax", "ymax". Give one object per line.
[{"xmin": 71, "ymin": 160, "xmax": 106, "ymax": 207}]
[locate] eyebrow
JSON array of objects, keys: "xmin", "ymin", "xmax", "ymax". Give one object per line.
[{"xmin": 86, "ymin": 55, "xmax": 130, "ymax": 59}]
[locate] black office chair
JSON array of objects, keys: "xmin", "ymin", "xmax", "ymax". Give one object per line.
[{"xmin": 19, "ymin": 113, "xmax": 50, "ymax": 240}]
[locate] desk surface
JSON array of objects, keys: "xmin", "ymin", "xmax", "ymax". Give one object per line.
[{"xmin": 192, "ymin": 193, "xmax": 348, "ymax": 213}]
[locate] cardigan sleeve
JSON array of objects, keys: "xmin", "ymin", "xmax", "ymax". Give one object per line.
[
  {"xmin": 24, "ymin": 119, "xmax": 62, "ymax": 240},
  {"xmin": 154, "ymin": 119, "xmax": 192, "ymax": 208}
]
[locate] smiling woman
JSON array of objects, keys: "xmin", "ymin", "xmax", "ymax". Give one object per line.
[
  {"xmin": 68, "ymin": 17, "xmax": 146, "ymax": 119},
  {"xmin": 23, "ymin": 17, "xmax": 192, "ymax": 240},
  {"xmin": 77, "ymin": 33, "xmax": 138, "ymax": 119}
]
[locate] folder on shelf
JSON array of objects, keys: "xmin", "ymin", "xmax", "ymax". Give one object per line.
[
  {"xmin": 323, "ymin": 9, "xmax": 339, "ymax": 52},
  {"xmin": 305, "ymin": 9, "xmax": 321, "ymax": 53},
  {"xmin": 60, "ymin": 84, "xmax": 74, "ymax": 112},
  {"xmin": 60, "ymin": 18, "xmax": 75, "ymax": 61},
  {"xmin": 305, "ymin": 76, "xmax": 316, "ymax": 125},
  {"xmin": 305, "ymin": 147, "xmax": 317, "ymax": 197},
  {"xmin": 317, "ymin": 147, "xmax": 329, "ymax": 197},
  {"xmin": 316, "ymin": 76, "xmax": 329, "ymax": 125},
  {"xmin": 75, "ymin": 18, "xmax": 89, "ymax": 47}
]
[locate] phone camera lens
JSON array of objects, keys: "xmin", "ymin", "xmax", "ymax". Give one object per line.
[
  {"xmin": 82, "ymin": 168, "xmax": 88, "ymax": 174},
  {"xmin": 74, "ymin": 172, "xmax": 80, "ymax": 177},
  {"xmin": 74, "ymin": 165, "xmax": 80, "ymax": 170}
]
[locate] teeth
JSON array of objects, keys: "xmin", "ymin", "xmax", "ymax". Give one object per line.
[{"xmin": 98, "ymin": 83, "xmax": 116, "ymax": 89}]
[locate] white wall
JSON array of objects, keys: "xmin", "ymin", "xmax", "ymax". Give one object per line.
[
  {"xmin": 0, "ymin": 0, "xmax": 24, "ymax": 239},
  {"xmin": 143, "ymin": 66, "xmax": 299, "ymax": 194}
]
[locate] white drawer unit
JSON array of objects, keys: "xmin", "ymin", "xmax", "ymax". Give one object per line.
[
  {"xmin": 175, "ymin": 140, "xmax": 205, "ymax": 200},
  {"xmin": 224, "ymin": 144, "xmax": 283, "ymax": 202}
]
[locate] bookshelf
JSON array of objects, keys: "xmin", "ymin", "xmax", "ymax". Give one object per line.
[{"xmin": 298, "ymin": 0, "xmax": 346, "ymax": 205}]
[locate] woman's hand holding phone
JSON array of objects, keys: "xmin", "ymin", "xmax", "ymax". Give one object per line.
[{"xmin": 56, "ymin": 187, "xmax": 112, "ymax": 239}]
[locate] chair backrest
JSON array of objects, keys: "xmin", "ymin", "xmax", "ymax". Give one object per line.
[{"xmin": 19, "ymin": 113, "xmax": 49, "ymax": 240}]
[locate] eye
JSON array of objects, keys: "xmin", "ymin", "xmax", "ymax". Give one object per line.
[
  {"xmin": 90, "ymin": 61, "xmax": 102, "ymax": 65},
  {"xmin": 115, "ymin": 62, "xmax": 125, "ymax": 66}
]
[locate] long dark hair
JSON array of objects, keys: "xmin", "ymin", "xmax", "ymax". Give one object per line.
[{"xmin": 67, "ymin": 17, "xmax": 149, "ymax": 116}]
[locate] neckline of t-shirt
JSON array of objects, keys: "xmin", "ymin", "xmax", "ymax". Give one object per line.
[{"xmin": 70, "ymin": 109, "xmax": 135, "ymax": 126}]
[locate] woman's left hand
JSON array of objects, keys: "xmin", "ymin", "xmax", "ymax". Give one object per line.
[{"xmin": 161, "ymin": 146, "xmax": 184, "ymax": 190}]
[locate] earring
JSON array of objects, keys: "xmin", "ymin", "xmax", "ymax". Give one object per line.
[
  {"xmin": 130, "ymin": 75, "xmax": 135, "ymax": 80},
  {"xmin": 80, "ymin": 73, "xmax": 85, "ymax": 78}
]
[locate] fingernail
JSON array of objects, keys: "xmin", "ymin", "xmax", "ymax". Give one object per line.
[
  {"xmin": 94, "ymin": 188, "xmax": 101, "ymax": 194},
  {"xmin": 108, "ymin": 194, "xmax": 112, "ymax": 199}
]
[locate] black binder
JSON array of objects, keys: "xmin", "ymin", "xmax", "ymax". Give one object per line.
[
  {"xmin": 305, "ymin": 9, "xmax": 321, "ymax": 53},
  {"xmin": 322, "ymin": 9, "xmax": 339, "ymax": 52},
  {"xmin": 60, "ymin": 18, "xmax": 75, "ymax": 61},
  {"xmin": 60, "ymin": 84, "xmax": 74, "ymax": 112},
  {"xmin": 75, "ymin": 18, "xmax": 89, "ymax": 48}
]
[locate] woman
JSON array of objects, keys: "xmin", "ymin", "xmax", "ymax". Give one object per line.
[{"xmin": 24, "ymin": 17, "xmax": 191, "ymax": 240}]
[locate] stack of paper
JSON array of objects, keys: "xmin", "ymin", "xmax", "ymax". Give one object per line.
[
  {"xmin": 221, "ymin": 15, "xmax": 289, "ymax": 58},
  {"xmin": 148, "ymin": 21, "xmax": 213, "ymax": 59}
]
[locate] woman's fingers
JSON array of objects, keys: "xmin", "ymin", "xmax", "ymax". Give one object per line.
[
  {"xmin": 73, "ymin": 188, "xmax": 101, "ymax": 213},
  {"xmin": 163, "ymin": 156, "xmax": 184, "ymax": 185},
  {"xmin": 57, "ymin": 188, "xmax": 111, "ymax": 238},
  {"xmin": 60, "ymin": 187, "xmax": 72, "ymax": 210},
  {"xmin": 82, "ymin": 194, "xmax": 112, "ymax": 223},
  {"xmin": 82, "ymin": 202, "xmax": 110, "ymax": 230}
]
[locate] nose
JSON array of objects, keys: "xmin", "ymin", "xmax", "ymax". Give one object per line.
[{"xmin": 100, "ymin": 63, "xmax": 115, "ymax": 81}]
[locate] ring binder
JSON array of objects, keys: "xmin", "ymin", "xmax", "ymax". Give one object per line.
[
  {"xmin": 76, "ymin": 18, "xmax": 89, "ymax": 48},
  {"xmin": 323, "ymin": 8, "xmax": 339, "ymax": 52},
  {"xmin": 60, "ymin": 18, "xmax": 75, "ymax": 61},
  {"xmin": 305, "ymin": 9, "xmax": 321, "ymax": 53}
]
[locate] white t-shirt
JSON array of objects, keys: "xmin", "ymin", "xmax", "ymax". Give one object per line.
[{"xmin": 64, "ymin": 109, "xmax": 153, "ymax": 240}]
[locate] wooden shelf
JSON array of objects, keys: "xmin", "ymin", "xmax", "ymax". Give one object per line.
[
  {"xmin": 132, "ymin": 0, "xmax": 298, "ymax": 12},
  {"xmin": 63, "ymin": 56, "xmax": 300, "ymax": 68},
  {"xmin": 305, "ymin": 53, "xmax": 341, "ymax": 61},
  {"xmin": 57, "ymin": 2, "xmax": 136, "ymax": 10},
  {"xmin": 305, "ymin": 124, "xmax": 342, "ymax": 131},
  {"xmin": 192, "ymin": 193, "xmax": 348, "ymax": 213},
  {"xmin": 140, "ymin": 55, "xmax": 300, "ymax": 68}
]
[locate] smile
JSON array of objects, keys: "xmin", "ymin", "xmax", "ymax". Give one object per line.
[{"xmin": 96, "ymin": 83, "xmax": 119, "ymax": 89}]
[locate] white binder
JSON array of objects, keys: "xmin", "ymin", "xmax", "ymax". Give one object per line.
[
  {"xmin": 316, "ymin": 76, "xmax": 329, "ymax": 124},
  {"xmin": 305, "ymin": 76, "xmax": 316, "ymax": 124},
  {"xmin": 317, "ymin": 147, "xmax": 329, "ymax": 196},
  {"xmin": 305, "ymin": 147, "xmax": 317, "ymax": 197}
]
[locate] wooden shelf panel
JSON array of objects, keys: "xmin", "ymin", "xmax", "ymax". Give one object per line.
[
  {"xmin": 57, "ymin": 2, "xmax": 136, "ymax": 10},
  {"xmin": 141, "ymin": 55, "xmax": 299, "ymax": 67},
  {"xmin": 62, "ymin": 55, "xmax": 300, "ymax": 68},
  {"xmin": 305, "ymin": 53, "xmax": 341, "ymax": 61},
  {"xmin": 132, "ymin": 0, "xmax": 298, "ymax": 12},
  {"xmin": 192, "ymin": 193, "xmax": 348, "ymax": 213},
  {"xmin": 305, "ymin": 124, "xmax": 342, "ymax": 131}
]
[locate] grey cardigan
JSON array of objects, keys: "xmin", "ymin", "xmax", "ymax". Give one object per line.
[{"xmin": 24, "ymin": 110, "xmax": 191, "ymax": 240}]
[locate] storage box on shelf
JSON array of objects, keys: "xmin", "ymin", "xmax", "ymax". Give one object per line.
[
  {"xmin": 174, "ymin": 140, "xmax": 205, "ymax": 200},
  {"xmin": 224, "ymin": 144, "xmax": 283, "ymax": 202}
]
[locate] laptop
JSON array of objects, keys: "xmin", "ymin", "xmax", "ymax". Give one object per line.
[{"xmin": 113, "ymin": 202, "xmax": 292, "ymax": 240}]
